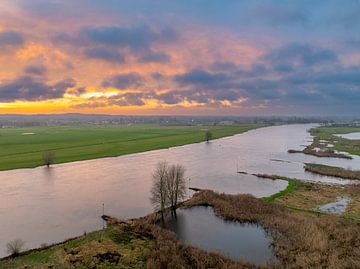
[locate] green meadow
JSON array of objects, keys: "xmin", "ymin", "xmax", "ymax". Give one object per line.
[{"xmin": 0, "ymin": 123, "xmax": 264, "ymax": 171}]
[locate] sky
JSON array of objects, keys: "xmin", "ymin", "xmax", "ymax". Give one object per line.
[{"xmin": 0, "ymin": 0, "xmax": 360, "ymax": 116}]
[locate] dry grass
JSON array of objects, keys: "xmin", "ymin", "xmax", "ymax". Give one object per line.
[
  {"xmin": 305, "ymin": 163, "xmax": 360, "ymax": 180},
  {"xmin": 184, "ymin": 190, "xmax": 360, "ymax": 269}
]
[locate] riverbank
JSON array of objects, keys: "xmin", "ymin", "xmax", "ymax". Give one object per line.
[
  {"xmin": 304, "ymin": 163, "xmax": 360, "ymax": 180},
  {"xmin": 3, "ymin": 185, "xmax": 360, "ymax": 268},
  {"xmin": 0, "ymin": 123, "xmax": 264, "ymax": 171}
]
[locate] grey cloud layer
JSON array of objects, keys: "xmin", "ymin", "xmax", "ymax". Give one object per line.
[
  {"xmin": 0, "ymin": 76, "xmax": 75, "ymax": 102},
  {"xmin": 53, "ymin": 25, "xmax": 175, "ymax": 64}
]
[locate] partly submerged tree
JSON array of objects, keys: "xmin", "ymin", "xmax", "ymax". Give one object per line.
[
  {"xmin": 150, "ymin": 161, "xmax": 169, "ymax": 222},
  {"xmin": 42, "ymin": 151, "xmax": 55, "ymax": 168},
  {"xmin": 166, "ymin": 164, "xmax": 187, "ymax": 216},
  {"xmin": 6, "ymin": 239, "xmax": 25, "ymax": 256},
  {"xmin": 205, "ymin": 130, "xmax": 213, "ymax": 143}
]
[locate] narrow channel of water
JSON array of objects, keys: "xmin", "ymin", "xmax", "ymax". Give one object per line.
[{"xmin": 163, "ymin": 206, "xmax": 275, "ymax": 265}]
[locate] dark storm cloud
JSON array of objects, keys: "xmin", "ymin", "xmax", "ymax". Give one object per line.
[
  {"xmin": 0, "ymin": 31, "xmax": 24, "ymax": 47},
  {"xmin": 0, "ymin": 76, "xmax": 76, "ymax": 102},
  {"xmin": 102, "ymin": 73, "xmax": 145, "ymax": 89}
]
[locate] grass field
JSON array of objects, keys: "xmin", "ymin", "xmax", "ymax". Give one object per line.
[
  {"xmin": 310, "ymin": 126, "xmax": 360, "ymax": 156},
  {"xmin": 0, "ymin": 225, "xmax": 153, "ymax": 269},
  {"xmin": 0, "ymin": 123, "xmax": 263, "ymax": 171}
]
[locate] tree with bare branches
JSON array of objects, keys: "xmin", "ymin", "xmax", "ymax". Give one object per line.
[
  {"xmin": 150, "ymin": 161, "xmax": 169, "ymax": 222},
  {"xmin": 166, "ymin": 164, "xmax": 187, "ymax": 216},
  {"xmin": 6, "ymin": 239, "xmax": 25, "ymax": 256}
]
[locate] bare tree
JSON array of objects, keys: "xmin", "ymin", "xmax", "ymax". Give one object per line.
[
  {"xmin": 42, "ymin": 151, "xmax": 55, "ymax": 168},
  {"xmin": 150, "ymin": 161, "xmax": 169, "ymax": 222},
  {"xmin": 6, "ymin": 239, "xmax": 25, "ymax": 256},
  {"xmin": 166, "ymin": 164, "xmax": 187, "ymax": 216},
  {"xmin": 205, "ymin": 130, "xmax": 213, "ymax": 143}
]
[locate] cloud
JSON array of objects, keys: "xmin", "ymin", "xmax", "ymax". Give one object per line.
[
  {"xmin": 52, "ymin": 24, "xmax": 177, "ymax": 64},
  {"xmin": 175, "ymin": 69, "xmax": 228, "ymax": 87},
  {"xmin": 102, "ymin": 73, "xmax": 145, "ymax": 89},
  {"xmin": 84, "ymin": 47, "xmax": 125, "ymax": 63},
  {"xmin": 0, "ymin": 31, "xmax": 25, "ymax": 47},
  {"xmin": 138, "ymin": 51, "xmax": 170, "ymax": 63},
  {"xmin": 0, "ymin": 76, "xmax": 76, "ymax": 102},
  {"xmin": 264, "ymin": 43, "xmax": 338, "ymax": 68},
  {"xmin": 24, "ymin": 63, "xmax": 47, "ymax": 76}
]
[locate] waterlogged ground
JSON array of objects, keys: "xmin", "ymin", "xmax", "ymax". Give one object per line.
[
  {"xmin": 318, "ymin": 197, "xmax": 351, "ymax": 214},
  {"xmin": 335, "ymin": 132, "xmax": 360, "ymax": 140},
  {"xmin": 0, "ymin": 124, "xmax": 359, "ymax": 257},
  {"xmin": 163, "ymin": 206, "xmax": 275, "ymax": 265}
]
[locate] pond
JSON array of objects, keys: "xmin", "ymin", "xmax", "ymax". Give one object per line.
[
  {"xmin": 318, "ymin": 197, "xmax": 351, "ymax": 214},
  {"xmin": 162, "ymin": 206, "xmax": 275, "ymax": 265},
  {"xmin": 0, "ymin": 124, "xmax": 359, "ymax": 257}
]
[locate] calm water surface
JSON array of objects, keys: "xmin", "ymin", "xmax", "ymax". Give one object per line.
[
  {"xmin": 0, "ymin": 124, "xmax": 359, "ymax": 257},
  {"xmin": 335, "ymin": 132, "xmax": 360, "ymax": 140},
  {"xmin": 163, "ymin": 206, "xmax": 275, "ymax": 265}
]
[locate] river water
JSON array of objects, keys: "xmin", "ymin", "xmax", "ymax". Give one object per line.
[{"xmin": 0, "ymin": 124, "xmax": 359, "ymax": 257}]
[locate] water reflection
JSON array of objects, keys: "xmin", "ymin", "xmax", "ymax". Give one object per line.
[{"xmin": 163, "ymin": 206, "xmax": 275, "ymax": 265}]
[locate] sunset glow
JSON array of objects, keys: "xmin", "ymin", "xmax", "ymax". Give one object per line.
[{"xmin": 0, "ymin": 1, "xmax": 360, "ymax": 116}]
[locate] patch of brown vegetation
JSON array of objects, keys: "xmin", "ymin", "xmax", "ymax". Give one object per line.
[
  {"xmin": 274, "ymin": 180, "xmax": 345, "ymax": 210},
  {"xmin": 183, "ymin": 190, "xmax": 360, "ymax": 269},
  {"xmin": 288, "ymin": 138, "xmax": 352, "ymax": 159},
  {"xmin": 305, "ymin": 163, "xmax": 360, "ymax": 180}
]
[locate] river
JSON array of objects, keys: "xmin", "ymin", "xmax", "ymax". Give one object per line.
[{"xmin": 0, "ymin": 124, "xmax": 359, "ymax": 257}]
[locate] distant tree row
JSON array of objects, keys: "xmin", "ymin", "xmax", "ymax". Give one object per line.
[{"xmin": 150, "ymin": 162, "xmax": 187, "ymax": 222}]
